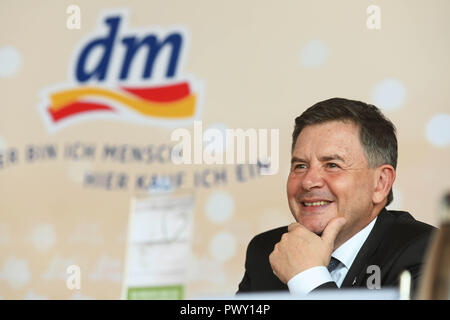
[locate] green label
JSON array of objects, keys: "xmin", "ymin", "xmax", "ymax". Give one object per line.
[{"xmin": 127, "ymin": 285, "xmax": 184, "ymax": 300}]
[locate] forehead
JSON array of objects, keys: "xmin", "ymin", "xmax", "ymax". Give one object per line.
[{"xmin": 293, "ymin": 121, "xmax": 367, "ymax": 161}]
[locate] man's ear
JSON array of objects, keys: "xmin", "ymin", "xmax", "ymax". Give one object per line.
[{"xmin": 373, "ymin": 165, "xmax": 396, "ymax": 205}]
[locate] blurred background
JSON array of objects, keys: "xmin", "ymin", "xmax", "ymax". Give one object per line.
[{"xmin": 0, "ymin": 0, "xmax": 449, "ymax": 299}]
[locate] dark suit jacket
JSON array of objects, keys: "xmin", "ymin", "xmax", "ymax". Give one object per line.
[{"xmin": 237, "ymin": 208, "xmax": 435, "ymax": 296}]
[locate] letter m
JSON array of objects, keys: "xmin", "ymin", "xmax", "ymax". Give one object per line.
[
  {"xmin": 120, "ymin": 32, "xmax": 182, "ymax": 80},
  {"xmin": 226, "ymin": 129, "xmax": 258, "ymax": 165}
]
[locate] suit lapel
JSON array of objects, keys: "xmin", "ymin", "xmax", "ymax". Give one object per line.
[{"xmin": 341, "ymin": 208, "xmax": 394, "ymax": 288}]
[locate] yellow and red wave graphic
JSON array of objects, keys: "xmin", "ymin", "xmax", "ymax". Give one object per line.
[{"xmin": 47, "ymin": 82, "xmax": 196, "ymax": 122}]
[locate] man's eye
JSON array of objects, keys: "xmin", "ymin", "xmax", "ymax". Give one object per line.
[
  {"xmin": 327, "ymin": 163, "xmax": 339, "ymax": 168},
  {"xmin": 294, "ymin": 164, "xmax": 307, "ymax": 170}
]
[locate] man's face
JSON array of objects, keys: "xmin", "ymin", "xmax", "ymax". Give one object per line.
[{"xmin": 287, "ymin": 120, "xmax": 377, "ymax": 237}]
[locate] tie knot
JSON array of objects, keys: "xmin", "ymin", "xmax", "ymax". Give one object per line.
[{"xmin": 327, "ymin": 256, "xmax": 341, "ymax": 272}]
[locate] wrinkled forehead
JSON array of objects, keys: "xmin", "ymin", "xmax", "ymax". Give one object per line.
[
  {"xmin": 292, "ymin": 121, "xmax": 368, "ymax": 163},
  {"xmin": 293, "ymin": 120, "xmax": 362, "ymax": 148}
]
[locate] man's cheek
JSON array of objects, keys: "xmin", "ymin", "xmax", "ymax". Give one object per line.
[
  {"xmin": 286, "ymin": 186, "xmax": 299, "ymax": 205},
  {"xmin": 286, "ymin": 179, "xmax": 297, "ymax": 195}
]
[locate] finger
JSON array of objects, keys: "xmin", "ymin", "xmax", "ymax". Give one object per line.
[
  {"xmin": 269, "ymin": 251, "xmax": 278, "ymax": 272},
  {"xmin": 287, "ymin": 222, "xmax": 301, "ymax": 232},
  {"xmin": 321, "ymin": 217, "xmax": 346, "ymax": 247}
]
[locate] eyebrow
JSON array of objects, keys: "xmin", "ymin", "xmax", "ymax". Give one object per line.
[
  {"xmin": 319, "ymin": 154, "xmax": 345, "ymax": 162},
  {"xmin": 291, "ymin": 156, "xmax": 306, "ymax": 164},
  {"xmin": 291, "ymin": 154, "xmax": 346, "ymax": 164}
]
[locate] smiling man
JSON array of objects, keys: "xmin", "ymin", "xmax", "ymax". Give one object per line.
[{"xmin": 237, "ymin": 98, "xmax": 435, "ymax": 296}]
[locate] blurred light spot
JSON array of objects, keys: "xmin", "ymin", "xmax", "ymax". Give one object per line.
[
  {"xmin": 426, "ymin": 113, "xmax": 450, "ymax": 147},
  {"xmin": 209, "ymin": 232, "xmax": 236, "ymax": 262},
  {"xmin": 29, "ymin": 223, "xmax": 56, "ymax": 252},
  {"xmin": 0, "ymin": 46, "xmax": 22, "ymax": 77},
  {"xmin": 205, "ymin": 191, "xmax": 234, "ymax": 223},
  {"xmin": 371, "ymin": 78, "xmax": 406, "ymax": 111},
  {"xmin": 0, "ymin": 257, "xmax": 31, "ymax": 289},
  {"xmin": 300, "ymin": 40, "xmax": 329, "ymax": 68}
]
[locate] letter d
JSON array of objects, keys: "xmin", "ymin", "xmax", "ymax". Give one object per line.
[{"xmin": 76, "ymin": 16, "xmax": 120, "ymax": 82}]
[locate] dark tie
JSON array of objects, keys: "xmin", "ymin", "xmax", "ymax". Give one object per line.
[{"xmin": 327, "ymin": 256, "xmax": 341, "ymax": 272}]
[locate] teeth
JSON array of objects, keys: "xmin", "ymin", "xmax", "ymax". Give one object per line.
[{"xmin": 303, "ymin": 201, "xmax": 329, "ymax": 207}]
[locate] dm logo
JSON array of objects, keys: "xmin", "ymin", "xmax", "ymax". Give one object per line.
[{"xmin": 38, "ymin": 11, "xmax": 203, "ymax": 132}]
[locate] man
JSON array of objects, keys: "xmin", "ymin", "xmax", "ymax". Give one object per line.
[{"xmin": 237, "ymin": 98, "xmax": 435, "ymax": 296}]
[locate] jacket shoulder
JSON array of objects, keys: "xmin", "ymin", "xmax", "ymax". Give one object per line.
[
  {"xmin": 377, "ymin": 210, "xmax": 435, "ymax": 258},
  {"xmin": 383, "ymin": 210, "xmax": 435, "ymax": 240},
  {"xmin": 372, "ymin": 210, "xmax": 437, "ymax": 291}
]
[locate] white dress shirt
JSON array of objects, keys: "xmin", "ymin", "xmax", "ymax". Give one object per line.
[{"xmin": 287, "ymin": 217, "xmax": 377, "ymax": 295}]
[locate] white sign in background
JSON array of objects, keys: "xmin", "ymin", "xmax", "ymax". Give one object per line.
[{"xmin": 122, "ymin": 192, "xmax": 195, "ymax": 297}]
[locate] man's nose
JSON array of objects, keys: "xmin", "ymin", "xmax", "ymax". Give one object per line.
[{"xmin": 301, "ymin": 166, "xmax": 324, "ymax": 190}]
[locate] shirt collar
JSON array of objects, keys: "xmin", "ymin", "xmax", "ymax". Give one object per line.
[{"xmin": 331, "ymin": 217, "xmax": 377, "ymax": 269}]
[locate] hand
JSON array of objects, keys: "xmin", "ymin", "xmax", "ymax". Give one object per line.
[{"xmin": 269, "ymin": 217, "xmax": 346, "ymax": 284}]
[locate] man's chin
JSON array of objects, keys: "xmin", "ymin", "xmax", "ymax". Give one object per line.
[
  {"xmin": 308, "ymin": 225, "xmax": 325, "ymax": 235},
  {"xmin": 300, "ymin": 218, "xmax": 329, "ymax": 235}
]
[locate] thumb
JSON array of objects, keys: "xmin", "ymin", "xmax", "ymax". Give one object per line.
[{"xmin": 321, "ymin": 217, "xmax": 346, "ymax": 247}]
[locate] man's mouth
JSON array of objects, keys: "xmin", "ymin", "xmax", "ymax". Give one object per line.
[{"xmin": 301, "ymin": 200, "xmax": 332, "ymax": 207}]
